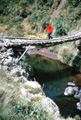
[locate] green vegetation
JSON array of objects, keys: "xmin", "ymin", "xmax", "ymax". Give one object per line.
[
  {"xmin": 0, "ymin": 0, "xmax": 54, "ymax": 36},
  {"xmin": 72, "ymin": 51, "xmax": 81, "ymax": 70},
  {"xmin": 0, "ymin": 1, "xmax": 81, "ymax": 119},
  {"xmin": 0, "ymin": 69, "xmax": 54, "ymax": 120},
  {"xmin": 58, "ymin": 2, "xmax": 81, "ymax": 34},
  {"xmin": 0, "ymin": 0, "xmax": 81, "ymax": 36},
  {"xmin": 0, "ymin": 101, "xmax": 54, "ymax": 120},
  {"xmin": 68, "ymin": 0, "xmax": 81, "ymax": 6},
  {"xmin": 55, "ymin": 16, "xmax": 67, "ymax": 36}
]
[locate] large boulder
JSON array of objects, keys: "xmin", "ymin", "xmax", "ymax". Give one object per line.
[
  {"xmin": 24, "ymin": 81, "xmax": 42, "ymax": 94},
  {"xmin": 41, "ymin": 97, "xmax": 60, "ymax": 118}
]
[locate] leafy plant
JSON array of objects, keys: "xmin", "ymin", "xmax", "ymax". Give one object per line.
[
  {"xmin": 45, "ymin": 0, "xmax": 54, "ymax": 7},
  {"xmin": 11, "ymin": 16, "xmax": 23, "ymax": 23},
  {"xmin": 0, "ymin": 17, "xmax": 4, "ymax": 23},
  {"xmin": 62, "ymin": 51, "xmax": 72, "ymax": 63},
  {"xmin": 68, "ymin": 0, "xmax": 81, "ymax": 7},
  {"xmin": 0, "ymin": 99, "xmax": 54, "ymax": 120},
  {"xmin": 72, "ymin": 56, "xmax": 81, "ymax": 67},
  {"xmin": 55, "ymin": 16, "xmax": 67, "ymax": 36}
]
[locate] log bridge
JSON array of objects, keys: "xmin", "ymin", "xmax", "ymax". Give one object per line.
[{"xmin": 0, "ymin": 31, "xmax": 81, "ymax": 48}]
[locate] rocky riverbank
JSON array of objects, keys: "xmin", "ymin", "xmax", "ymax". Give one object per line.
[
  {"xmin": 0, "ymin": 33, "xmax": 79, "ymax": 119},
  {"xmin": 0, "ymin": 46, "xmax": 61, "ymax": 119}
]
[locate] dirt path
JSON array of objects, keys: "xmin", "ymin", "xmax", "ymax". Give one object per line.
[{"xmin": 30, "ymin": 48, "xmax": 58, "ymax": 60}]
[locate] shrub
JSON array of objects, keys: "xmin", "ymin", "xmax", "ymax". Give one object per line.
[
  {"xmin": 0, "ymin": 17, "xmax": 4, "ymax": 23},
  {"xmin": 68, "ymin": 0, "xmax": 81, "ymax": 7},
  {"xmin": 55, "ymin": 16, "xmax": 67, "ymax": 36},
  {"xmin": 72, "ymin": 56, "xmax": 81, "ymax": 68},
  {"xmin": 11, "ymin": 16, "xmax": 23, "ymax": 23},
  {"xmin": 58, "ymin": 46, "xmax": 73, "ymax": 63},
  {"xmin": 45, "ymin": 0, "xmax": 54, "ymax": 7},
  {"xmin": 0, "ymin": 100, "xmax": 54, "ymax": 120}
]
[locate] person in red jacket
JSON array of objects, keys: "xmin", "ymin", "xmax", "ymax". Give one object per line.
[{"xmin": 45, "ymin": 22, "xmax": 53, "ymax": 39}]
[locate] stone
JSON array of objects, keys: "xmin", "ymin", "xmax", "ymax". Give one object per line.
[
  {"xmin": 24, "ymin": 81, "xmax": 42, "ymax": 94},
  {"xmin": 73, "ymin": 86, "xmax": 78, "ymax": 91},
  {"xmin": 67, "ymin": 82, "xmax": 76, "ymax": 86},
  {"xmin": 78, "ymin": 90, "xmax": 81, "ymax": 98},
  {"xmin": 6, "ymin": 48, "xmax": 13, "ymax": 55},
  {"xmin": 3, "ymin": 56, "xmax": 13, "ymax": 66},
  {"xmin": 74, "ymin": 89, "xmax": 81, "ymax": 99},
  {"xmin": 76, "ymin": 102, "xmax": 81, "ymax": 111},
  {"xmin": 0, "ymin": 46, "xmax": 7, "ymax": 52},
  {"xmin": 64, "ymin": 86, "xmax": 74, "ymax": 96},
  {"xmin": 41, "ymin": 97, "xmax": 60, "ymax": 117},
  {"xmin": 74, "ymin": 90, "xmax": 79, "ymax": 99},
  {"xmin": 24, "ymin": 81, "xmax": 41, "ymax": 89}
]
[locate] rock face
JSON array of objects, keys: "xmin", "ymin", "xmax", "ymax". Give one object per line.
[
  {"xmin": 41, "ymin": 97, "xmax": 60, "ymax": 117},
  {"xmin": 0, "ymin": 45, "xmax": 60, "ymax": 118}
]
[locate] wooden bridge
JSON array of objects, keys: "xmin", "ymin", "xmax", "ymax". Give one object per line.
[{"xmin": 0, "ymin": 31, "xmax": 81, "ymax": 47}]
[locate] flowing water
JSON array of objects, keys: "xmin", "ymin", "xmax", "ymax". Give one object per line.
[{"xmin": 29, "ymin": 54, "xmax": 81, "ymax": 118}]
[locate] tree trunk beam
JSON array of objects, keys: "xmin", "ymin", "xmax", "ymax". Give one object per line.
[{"xmin": 0, "ymin": 32, "xmax": 81, "ymax": 47}]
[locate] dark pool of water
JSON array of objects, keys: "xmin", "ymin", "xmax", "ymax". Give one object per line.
[{"xmin": 30, "ymin": 54, "xmax": 81, "ymax": 118}]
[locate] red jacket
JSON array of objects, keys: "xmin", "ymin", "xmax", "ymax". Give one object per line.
[{"xmin": 45, "ymin": 25, "xmax": 53, "ymax": 33}]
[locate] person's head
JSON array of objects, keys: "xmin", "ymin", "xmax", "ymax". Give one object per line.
[{"xmin": 46, "ymin": 22, "xmax": 49, "ymax": 26}]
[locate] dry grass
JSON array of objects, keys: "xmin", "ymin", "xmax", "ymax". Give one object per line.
[{"xmin": 24, "ymin": 33, "xmax": 47, "ymax": 38}]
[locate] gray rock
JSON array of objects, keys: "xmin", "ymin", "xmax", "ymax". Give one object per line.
[
  {"xmin": 68, "ymin": 82, "xmax": 76, "ymax": 86},
  {"xmin": 76, "ymin": 102, "xmax": 81, "ymax": 111},
  {"xmin": 41, "ymin": 97, "xmax": 60, "ymax": 117},
  {"xmin": 24, "ymin": 81, "xmax": 41, "ymax": 89},
  {"xmin": 3, "ymin": 57, "xmax": 13, "ymax": 66},
  {"xmin": 64, "ymin": 86, "xmax": 74, "ymax": 96},
  {"xmin": 74, "ymin": 89, "xmax": 81, "ymax": 99},
  {"xmin": 0, "ymin": 46, "xmax": 7, "ymax": 52}
]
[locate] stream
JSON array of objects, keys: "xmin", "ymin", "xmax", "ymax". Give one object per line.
[{"xmin": 29, "ymin": 54, "xmax": 81, "ymax": 118}]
